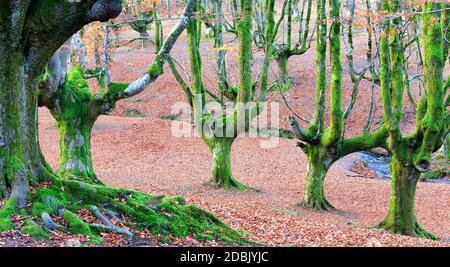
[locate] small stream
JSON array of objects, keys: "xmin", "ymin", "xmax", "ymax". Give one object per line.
[{"xmin": 355, "ymin": 152, "xmax": 450, "ymax": 185}]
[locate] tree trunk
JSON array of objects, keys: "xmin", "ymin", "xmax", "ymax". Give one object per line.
[
  {"xmin": 48, "ymin": 67, "xmax": 101, "ymax": 185},
  {"xmin": 205, "ymin": 138, "xmax": 248, "ymax": 190},
  {"xmin": 300, "ymin": 146, "xmax": 335, "ymax": 210},
  {"xmin": 0, "ymin": 51, "xmax": 51, "ymax": 207},
  {"xmin": 57, "ymin": 118, "xmax": 100, "ymax": 184},
  {"xmin": 379, "ymin": 156, "xmax": 437, "ymax": 239},
  {"xmin": 276, "ymin": 55, "xmax": 291, "ymax": 89}
]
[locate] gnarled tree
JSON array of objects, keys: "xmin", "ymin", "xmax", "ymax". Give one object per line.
[
  {"xmin": 0, "ymin": 0, "xmax": 122, "ymax": 208},
  {"xmin": 39, "ymin": 2, "xmax": 195, "ymax": 185},
  {"xmin": 377, "ymin": 0, "xmax": 448, "ymax": 239},
  {"xmin": 254, "ymin": 0, "xmax": 314, "ymax": 89},
  {"xmin": 168, "ymin": 0, "xmax": 274, "ymax": 189},
  {"xmin": 0, "ymin": 0, "xmax": 242, "ymax": 244},
  {"xmin": 287, "ymin": 0, "xmax": 387, "ymax": 210}
]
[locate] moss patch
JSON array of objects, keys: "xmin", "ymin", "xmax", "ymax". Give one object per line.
[
  {"xmin": 1, "ymin": 179, "xmax": 247, "ymax": 245},
  {"xmin": 21, "ymin": 219, "xmax": 50, "ymax": 239},
  {"xmin": 0, "ymin": 199, "xmax": 17, "ymax": 231}
]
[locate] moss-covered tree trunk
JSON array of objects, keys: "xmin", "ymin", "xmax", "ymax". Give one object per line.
[
  {"xmin": 376, "ymin": 1, "xmax": 445, "ymax": 239},
  {"xmin": 379, "ymin": 156, "xmax": 437, "ymax": 239},
  {"xmin": 276, "ymin": 54, "xmax": 290, "ymax": 88},
  {"xmin": 43, "ymin": 65, "xmax": 102, "ymax": 185},
  {"xmin": 56, "ymin": 117, "xmax": 98, "ymax": 184},
  {"xmin": 301, "ymin": 146, "xmax": 335, "ymax": 210},
  {"xmin": 0, "ymin": 41, "xmax": 54, "ymax": 207},
  {"xmin": 0, "ymin": 54, "xmax": 35, "ymax": 206},
  {"xmin": 444, "ymin": 134, "xmax": 450, "ymax": 160},
  {"xmin": 176, "ymin": 0, "xmax": 255, "ymax": 190},
  {"xmin": 205, "ymin": 137, "xmax": 248, "ymax": 189}
]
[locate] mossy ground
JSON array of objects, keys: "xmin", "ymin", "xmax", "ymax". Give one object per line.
[{"xmin": 0, "ymin": 178, "xmax": 248, "ymax": 246}]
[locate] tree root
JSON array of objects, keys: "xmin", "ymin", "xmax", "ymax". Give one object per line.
[
  {"xmin": 0, "ymin": 178, "xmax": 245, "ymax": 245},
  {"xmin": 299, "ymin": 197, "xmax": 336, "ymax": 211},
  {"xmin": 103, "ymin": 208, "xmax": 123, "ymax": 223},
  {"xmin": 41, "ymin": 212, "xmax": 64, "ymax": 230},
  {"xmin": 91, "ymin": 223, "xmax": 134, "ymax": 238},
  {"xmin": 414, "ymin": 223, "xmax": 438, "ymax": 240},
  {"xmin": 89, "ymin": 205, "xmax": 134, "ymax": 238},
  {"xmin": 378, "ymin": 220, "xmax": 438, "ymax": 240},
  {"xmin": 204, "ymin": 176, "xmax": 260, "ymax": 192}
]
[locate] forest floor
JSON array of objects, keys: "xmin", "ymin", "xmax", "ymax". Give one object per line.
[{"xmin": 2, "ymin": 23, "xmax": 449, "ymax": 247}]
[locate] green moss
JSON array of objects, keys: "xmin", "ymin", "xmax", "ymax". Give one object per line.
[
  {"xmin": 61, "ymin": 210, "xmax": 93, "ymax": 236},
  {"xmin": 26, "ymin": 0, "xmax": 66, "ymax": 32},
  {"xmin": 104, "ymin": 82, "xmax": 129, "ymax": 100},
  {"xmin": 147, "ymin": 55, "xmax": 164, "ymax": 79},
  {"xmin": 56, "ymin": 66, "xmax": 92, "ymax": 120},
  {"xmin": 155, "ymin": 196, "xmax": 186, "ymax": 212},
  {"xmin": 301, "ymin": 146, "xmax": 335, "ymax": 211},
  {"xmin": 118, "ymin": 189, "xmax": 244, "ymax": 243},
  {"xmin": 0, "ymin": 199, "xmax": 17, "ymax": 231},
  {"xmin": 31, "ymin": 186, "xmax": 68, "ymax": 217},
  {"xmin": 8, "ymin": 177, "xmax": 246, "ymax": 244},
  {"xmin": 21, "ymin": 219, "xmax": 50, "ymax": 239}
]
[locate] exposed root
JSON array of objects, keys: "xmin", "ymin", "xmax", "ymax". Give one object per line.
[
  {"xmin": 204, "ymin": 176, "xmax": 260, "ymax": 192},
  {"xmin": 41, "ymin": 212, "xmax": 63, "ymax": 230},
  {"xmin": 89, "ymin": 205, "xmax": 114, "ymax": 227},
  {"xmin": 103, "ymin": 208, "xmax": 122, "ymax": 223},
  {"xmin": 0, "ymin": 178, "xmax": 245, "ymax": 245},
  {"xmin": 299, "ymin": 197, "xmax": 336, "ymax": 211},
  {"xmin": 377, "ymin": 220, "xmax": 438, "ymax": 240},
  {"xmin": 89, "ymin": 205, "xmax": 134, "ymax": 238},
  {"xmin": 91, "ymin": 223, "xmax": 134, "ymax": 238},
  {"xmin": 414, "ymin": 223, "xmax": 438, "ymax": 240}
]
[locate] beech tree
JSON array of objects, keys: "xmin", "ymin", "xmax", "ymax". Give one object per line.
[
  {"xmin": 254, "ymin": 0, "xmax": 314, "ymax": 89},
  {"xmin": 0, "ymin": 0, "xmax": 123, "ymax": 207},
  {"xmin": 286, "ymin": 0, "xmax": 388, "ymax": 210},
  {"xmin": 168, "ymin": 0, "xmax": 274, "ymax": 189},
  {"xmin": 0, "ymin": 0, "xmax": 241, "ymax": 243},
  {"xmin": 377, "ymin": 0, "xmax": 448, "ymax": 239},
  {"xmin": 38, "ymin": 2, "xmax": 195, "ymax": 185}
]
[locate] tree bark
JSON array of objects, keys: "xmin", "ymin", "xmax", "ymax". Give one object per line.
[
  {"xmin": 0, "ymin": 53, "xmax": 32, "ymax": 206},
  {"xmin": 0, "ymin": 0, "xmax": 123, "ymax": 207},
  {"xmin": 0, "ymin": 51, "xmax": 52, "ymax": 207},
  {"xmin": 276, "ymin": 54, "xmax": 291, "ymax": 89},
  {"xmin": 206, "ymin": 137, "xmax": 248, "ymax": 189},
  {"xmin": 379, "ymin": 156, "xmax": 437, "ymax": 239},
  {"xmin": 300, "ymin": 146, "xmax": 335, "ymax": 210},
  {"xmin": 56, "ymin": 117, "xmax": 98, "ymax": 184}
]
